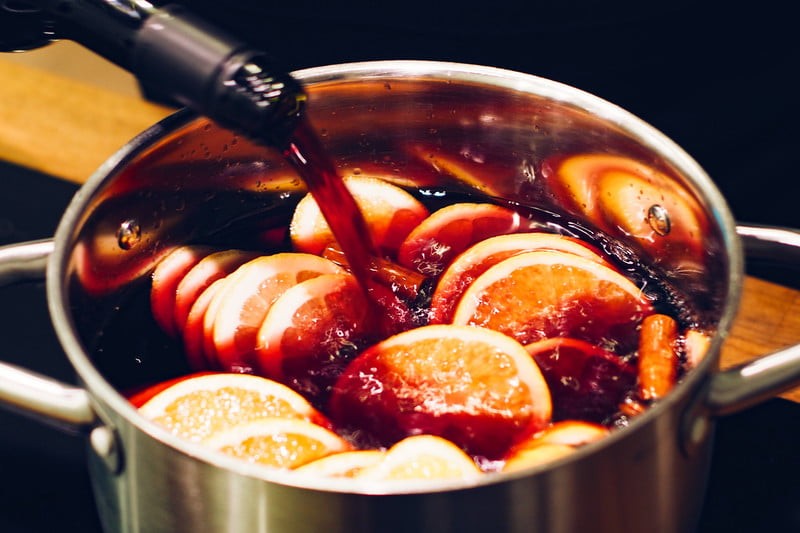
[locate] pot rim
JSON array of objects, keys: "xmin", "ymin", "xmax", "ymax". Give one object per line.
[{"xmin": 46, "ymin": 59, "xmax": 744, "ymax": 494}]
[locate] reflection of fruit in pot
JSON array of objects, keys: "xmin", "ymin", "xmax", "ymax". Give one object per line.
[
  {"xmin": 290, "ymin": 176, "xmax": 429, "ymax": 257},
  {"xmin": 203, "ymin": 417, "xmax": 351, "ymax": 469},
  {"xmin": 543, "ymin": 153, "xmax": 707, "ymax": 274},
  {"xmin": 135, "ymin": 372, "xmax": 329, "ymax": 443},
  {"xmin": 397, "ymin": 202, "xmax": 528, "ymax": 276},
  {"xmin": 429, "ymin": 232, "xmax": 608, "ymax": 324},
  {"xmin": 329, "ymin": 324, "xmax": 551, "ymax": 459},
  {"xmin": 452, "ymin": 250, "xmax": 652, "ymax": 349},
  {"xmin": 256, "ymin": 272, "xmax": 372, "ymax": 404}
]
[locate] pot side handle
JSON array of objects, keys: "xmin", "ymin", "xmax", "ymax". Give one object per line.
[
  {"xmin": 706, "ymin": 224, "xmax": 800, "ymax": 416},
  {"xmin": 0, "ymin": 239, "xmax": 97, "ymax": 430}
]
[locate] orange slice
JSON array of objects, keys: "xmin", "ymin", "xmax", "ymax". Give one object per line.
[
  {"xmin": 173, "ymin": 249, "xmax": 259, "ymax": 333},
  {"xmin": 429, "ymin": 232, "xmax": 608, "ymax": 324},
  {"xmin": 137, "ymin": 372, "xmax": 327, "ymax": 443},
  {"xmin": 289, "ymin": 176, "xmax": 429, "ymax": 257},
  {"xmin": 256, "ymin": 272, "xmax": 371, "ymax": 401},
  {"xmin": 329, "ymin": 324, "xmax": 551, "ymax": 459},
  {"xmin": 202, "ymin": 417, "xmax": 351, "ymax": 469},
  {"xmin": 182, "ymin": 278, "xmax": 227, "ymax": 371},
  {"xmin": 293, "ymin": 450, "xmax": 386, "ymax": 478},
  {"xmin": 527, "ymin": 420, "xmax": 609, "ymax": 447},
  {"xmin": 452, "ymin": 250, "xmax": 652, "ymax": 348},
  {"xmin": 502, "ymin": 420, "xmax": 608, "ymax": 473},
  {"xmin": 207, "ymin": 254, "xmax": 343, "ymax": 373},
  {"xmin": 396, "ymin": 203, "xmax": 528, "ymax": 276},
  {"xmin": 357, "ymin": 435, "xmax": 482, "ymax": 482},
  {"xmin": 150, "ymin": 245, "xmax": 214, "ymax": 336},
  {"xmin": 501, "ymin": 443, "xmax": 576, "ymax": 473}
]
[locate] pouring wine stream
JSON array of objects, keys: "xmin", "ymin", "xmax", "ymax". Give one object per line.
[{"xmin": 283, "ymin": 119, "xmax": 427, "ymax": 332}]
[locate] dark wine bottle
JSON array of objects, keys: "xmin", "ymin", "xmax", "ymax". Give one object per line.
[{"xmin": 0, "ymin": 0, "xmax": 305, "ymax": 148}]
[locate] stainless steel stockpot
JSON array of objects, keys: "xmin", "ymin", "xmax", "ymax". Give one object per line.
[{"xmin": 1, "ymin": 61, "xmax": 799, "ymax": 533}]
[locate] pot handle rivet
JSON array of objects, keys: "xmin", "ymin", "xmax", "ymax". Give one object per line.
[
  {"xmin": 90, "ymin": 425, "xmax": 123, "ymax": 475},
  {"xmin": 680, "ymin": 385, "xmax": 713, "ymax": 458},
  {"xmin": 647, "ymin": 204, "xmax": 671, "ymax": 236},
  {"xmin": 116, "ymin": 219, "xmax": 141, "ymax": 250}
]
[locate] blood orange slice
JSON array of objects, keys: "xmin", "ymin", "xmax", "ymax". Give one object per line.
[
  {"xmin": 207, "ymin": 254, "xmax": 344, "ymax": 374},
  {"xmin": 256, "ymin": 272, "xmax": 372, "ymax": 402},
  {"xmin": 150, "ymin": 245, "xmax": 214, "ymax": 336},
  {"xmin": 429, "ymin": 232, "xmax": 608, "ymax": 324},
  {"xmin": 396, "ymin": 203, "xmax": 528, "ymax": 276},
  {"xmin": 329, "ymin": 324, "xmax": 551, "ymax": 459},
  {"xmin": 289, "ymin": 176, "xmax": 429, "ymax": 257},
  {"xmin": 452, "ymin": 250, "xmax": 652, "ymax": 349},
  {"xmin": 182, "ymin": 278, "xmax": 227, "ymax": 371},
  {"xmin": 136, "ymin": 372, "xmax": 327, "ymax": 443},
  {"xmin": 173, "ymin": 249, "xmax": 259, "ymax": 333}
]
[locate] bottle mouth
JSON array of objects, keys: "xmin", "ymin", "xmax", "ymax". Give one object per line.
[
  {"xmin": 0, "ymin": 0, "xmax": 49, "ymax": 52},
  {"xmin": 1, "ymin": 1, "xmax": 40, "ymax": 14}
]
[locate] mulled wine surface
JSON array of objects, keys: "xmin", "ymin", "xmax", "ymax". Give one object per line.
[{"xmin": 88, "ymin": 115, "xmax": 715, "ymax": 454}]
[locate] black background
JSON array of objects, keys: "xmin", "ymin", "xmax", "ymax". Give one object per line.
[{"xmin": 1, "ymin": 2, "xmax": 799, "ymax": 531}]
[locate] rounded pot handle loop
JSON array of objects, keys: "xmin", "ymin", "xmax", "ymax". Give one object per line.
[
  {"xmin": 706, "ymin": 224, "xmax": 800, "ymax": 416},
  {"xmin": 0, "ymin": 240, "xmax": 98, "ymax": 431}
]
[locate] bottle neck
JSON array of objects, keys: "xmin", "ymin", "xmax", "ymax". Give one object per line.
[{"xmin": 1, "ymin": 0, "xmax": 306, "ymax": 148}]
